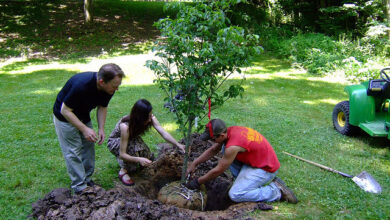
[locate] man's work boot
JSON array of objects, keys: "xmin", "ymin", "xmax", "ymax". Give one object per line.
[{"xmin": 273, "ymin": 177, "xmax": 298, "ymax": 204}]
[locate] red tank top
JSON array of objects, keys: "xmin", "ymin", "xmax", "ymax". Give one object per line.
[{"xmin": 225, "ymin": 126, "xmax": 280, "ymax": 173}]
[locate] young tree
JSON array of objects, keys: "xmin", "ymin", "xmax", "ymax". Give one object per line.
[{"xmin": 146, "ymin": 0, "xmax": 261, "ymax": 182}]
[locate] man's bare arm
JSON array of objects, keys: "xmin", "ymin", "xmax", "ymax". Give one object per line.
[
  {"xmin": 96, "ymin": 106, "xmax": 107, "ymax": 144},
  {"xmin": 198, "ymin": 146, "xmax": 242, "ymax": 184},
  {"xmin": 187, "ymin": 142, "xmax": 222, "ymax": 175}
]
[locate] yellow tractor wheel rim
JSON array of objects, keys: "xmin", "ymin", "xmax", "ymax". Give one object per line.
[{"xmin": 337, "ymin": 112, "xmax": 346, "ymax": 127}]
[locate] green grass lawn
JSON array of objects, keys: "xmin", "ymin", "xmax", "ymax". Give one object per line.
[{"xmin": 0, "ymin": 52, "xmax": 389, "ymax": 219}]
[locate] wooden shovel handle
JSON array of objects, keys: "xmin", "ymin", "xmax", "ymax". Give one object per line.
[{"xmin": 283, "ymin": 151, "xmax": 353, "ymax": 178}]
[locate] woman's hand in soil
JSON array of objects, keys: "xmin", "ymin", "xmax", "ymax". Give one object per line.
[
  {"xmin": 177, "ymin": 143, "xmax": 185, "ymax": 153},
  {"xmin": 137, "ymin": 157, "xmax": 152, "ymax": 166}
]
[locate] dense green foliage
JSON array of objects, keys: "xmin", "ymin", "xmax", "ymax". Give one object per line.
[
  {"xmin": 255, "ymin": 24, "xmax": 389, "ymax": 80},
  {"xmin": 265, "ymin": 0, "xmax": 385, "ymax": 37}
]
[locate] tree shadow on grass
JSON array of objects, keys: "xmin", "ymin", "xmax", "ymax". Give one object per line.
[{"xmin": 0, "ymin": 1, "xmax": 176, "ymax": 61}]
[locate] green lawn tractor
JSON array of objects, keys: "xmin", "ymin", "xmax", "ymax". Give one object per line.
[{"xmin": 333, "ymin": 68, "xmax": 390, "ymax": 139}]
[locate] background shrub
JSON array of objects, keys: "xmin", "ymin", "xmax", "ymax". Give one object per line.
[{"xmin": 257, "ymin": 26, "xmax": 389, "ymax": 79}]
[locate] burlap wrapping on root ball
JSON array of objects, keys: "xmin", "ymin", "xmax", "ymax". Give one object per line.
[{"xmin": 157, "ymin": 181, "xmax": 207, "ymax": 211}]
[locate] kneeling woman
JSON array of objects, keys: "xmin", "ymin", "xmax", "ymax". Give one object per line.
[{"xmin": 107, "ymin": 99, "xmax": 185, "ymax": 186}]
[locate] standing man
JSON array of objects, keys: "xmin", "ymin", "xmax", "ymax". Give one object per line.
[
  {"xmin": 53, "ymin": 63, "xmax": 125, "ymax": 194},
  {"xmin": 186, "ymin": 119, "xmax": 298, "ymax": 204}
]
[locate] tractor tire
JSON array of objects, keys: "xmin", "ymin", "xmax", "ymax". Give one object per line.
[{"xmin": 332, "ymin": 101, "xmax": 357, "ymax": 136}]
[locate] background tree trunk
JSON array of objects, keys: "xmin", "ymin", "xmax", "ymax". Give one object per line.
[
  {"xmin": 84, "ymin": 0, "xmax": 93, "ymax": 23},
  {"xmin": 384, "ymin": 0, "xmax": 390, "ymax": 39}
]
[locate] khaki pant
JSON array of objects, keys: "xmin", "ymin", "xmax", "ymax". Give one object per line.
[{"xmin": 53, "ymin": 115, "xmax": 95, "ymax": 193}]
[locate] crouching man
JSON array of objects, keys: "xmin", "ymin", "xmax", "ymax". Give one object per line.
[{"xmin": 186, "ymin": 119, "xmax": 298, "ymax": 204}]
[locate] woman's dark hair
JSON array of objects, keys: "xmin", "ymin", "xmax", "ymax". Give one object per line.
[{"xmin": 121, "ymin": 99, "xmax": 153, "ymax": 140}]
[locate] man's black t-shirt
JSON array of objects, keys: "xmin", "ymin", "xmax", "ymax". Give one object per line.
[{"xmin": 53, "ymin": 72, "xmax": 113, "ymax": 123}]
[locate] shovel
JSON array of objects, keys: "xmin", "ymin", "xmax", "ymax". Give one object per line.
[{"xmin": 283, "ymin": 151, "xmax": 382, "ymax": 194}]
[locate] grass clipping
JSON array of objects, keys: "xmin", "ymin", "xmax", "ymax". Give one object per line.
[{"xmin": 158, "ymin": 181, "xmax": 207, "ymax": 211}]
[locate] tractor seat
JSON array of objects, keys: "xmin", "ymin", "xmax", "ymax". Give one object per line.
[{"xmin": 367, "ymin": 79, "xmax": 390, "ymax": 97}]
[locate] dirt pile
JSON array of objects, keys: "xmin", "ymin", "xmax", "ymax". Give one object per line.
[{"xmin": 30, "ymin": 134, "xmax": 272, "ymax": 220}]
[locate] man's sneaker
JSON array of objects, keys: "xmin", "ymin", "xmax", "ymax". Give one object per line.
[
  {"xmin": 87, "ymin": 180, "xmax": 95, "ymax": 187},
  {"xmin": 273, "ymin": 177, "xmax": 298, "ymax": 204},
  {"xmin": 74, "ymin": 186, "xmax": 88, "ymax": 195},
  {"xmin": 74, "ymin": 186, "xmax": 95, "ymax": 195}
]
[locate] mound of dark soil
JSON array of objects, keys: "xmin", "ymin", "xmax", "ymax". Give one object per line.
[{"xmin": 30, "ymin": 134, "xmax": 272, "ymax": 220}]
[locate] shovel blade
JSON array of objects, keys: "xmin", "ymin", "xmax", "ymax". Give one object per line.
[{"xmin": 351, "ymin": 171, "xmax": 382, "ymax": 194}]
